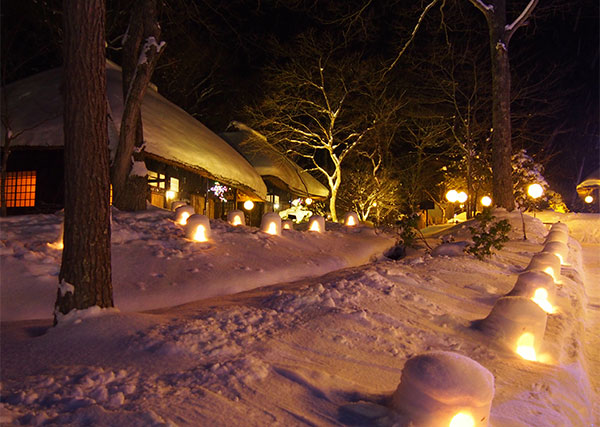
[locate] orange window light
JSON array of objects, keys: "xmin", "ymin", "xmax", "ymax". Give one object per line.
[{"xmin": 4, "ymin": 171, "xmax": 36, "ymax": 207}]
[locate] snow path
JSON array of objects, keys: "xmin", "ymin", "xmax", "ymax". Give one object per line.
[{"xmin": 582, "ymin": 243, "xmax": 600, "ymax": 421}]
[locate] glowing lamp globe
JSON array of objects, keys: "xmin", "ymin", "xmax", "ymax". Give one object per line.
[
  {"xmin": 391, "ymin": 351, "xmax": 495, "ymax": 427},
  {"xmin": 243, "ymin": 200, "xmax": 254, "ymax": 211},
  {"xmin": 184, "ymin": 214, "xmax": 211, "ymax": 242},
  {"xmin": 305, "ymin": 197, "xmax": 313, "ymax": 205},
  {"xmin": 480, "ymin": 196, "xmax": 492, "ymax": 207},
  {"xmin": 227, "ymin": 210, "xmax": 246, "ymax": 226},
  {"xmin": 282, "ymin": 220, "xmax": 293, "ymax": 230},
  {"xmin": 165, "ymin": 190, "xmax": 176, "ymax": 201},
  {"xmin": 542, "ymin": 241, "xmax": 569, "ymax": 266},
  {"xmin": 446, "ymin": 190, "xmax": 459, "ymax": 203},
  {"xmin": 457, "ymin": 191, "xmax": 468, "ymax": 204},
  {"xmin": 479, "ymin": 296, "xmax": 547, "ymax": 361},
  {"xmin": 585, "ymin": 195, "xmax": 594, "ymax": 204},
  {"xmin": 260, "ymin": 212, "xmax": 282, "ymax": 236},
  {"xmin": 343, "ymin": 212, "xmax": 359, "ymax": 227},
  {"xmin": 527, "ymin": 183, "xmax": 544, "ymax": 199},
  {"xmin": 171, "ymin": 200, "xmax": 187, "ymax": 211},
  {"xmin": 308, "ymin": 215, "xmax": 325, "ymax": 233},
  {"xmin": 506, "ymin": 271, "xmax": 556, "ymax": 314},
  {"xmin": 174, "ymin": 205, "xmax": 195, "ymax": 225}
]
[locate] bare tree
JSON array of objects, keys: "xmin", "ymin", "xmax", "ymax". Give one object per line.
[
  {"xmin": 246, "ymin": 36, "xmax": 378, "ymax": 222},
  {"xmin": 55, "ymin": 0, "xmax": 113, "ymax": 322},
  {"xmin": 110, "ymin": 0, "xmax": 165, "ymax": 211},
  {"xmin": 467, "ymin": 0, "xmax": 539, "ymax": 210}
]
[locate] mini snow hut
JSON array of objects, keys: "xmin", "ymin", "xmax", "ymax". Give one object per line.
[{"xmin": 1, "ymin": 61, "xmax": 267, "ymax": 217}]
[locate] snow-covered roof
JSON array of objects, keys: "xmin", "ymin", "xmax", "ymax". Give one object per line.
[
  {"xmin": 576, "ymin": 168, "xmax": 600, "ymax": 191},
  {"xmin": 221, "ymin": 122, "xmax": 329, "ymax": 200},
  {"xmin": 1, "ymin": 61, "xmax": 267, "ymax": 200}
]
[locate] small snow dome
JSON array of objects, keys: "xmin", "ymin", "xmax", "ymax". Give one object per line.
[
  {"xmin": 308, "ymin": 215, "xmax": 325, "ymax": 233},
  {"xmin": 343, "ymin": 212, "xmax": 360, "ymax": 227},
  {"xmin": 227, "ymin": 210, "xmax": 246, "ymax": 226},
  {"xmin": 282, "ymin": 220, "xmax": 293, "ymax": 230},
  {"xmin": 525, "ymin": 252, "xmax": 561, "ymax": 282},
  {"xmin": 391, "ymin": 351, "xmax": 495, "ymax": 427},
  {"xmin": 171, "ymin": 200, "xmax": 187, "ymax": 211},
  {"xmin": 184, "ymin": 214, "xmax": 211, "ymax": 242},
  {"xmin": 544, "ymin": 230, "xmax": 568, "ymax": 245},
  {"xmin": 550, "ymin": 222, "xmax": 569, "ymax": 234},
  {"xmin": 260, "ymin": 212, "xmax": 282, "ymax": 236},
  {"xmin": 175, "ymin": 205, "xmax": 195, "ymax": 225},
  {"xmin": 479, "ymin": 296, "xmax": 547, "ymax": 361},
  {"xmin": 507, "ymin": 271, "xmax": 556, "ymax": 314},
  {"xmin": 542, "ymin": 241, "xmax": 569, "ymax": 266}
]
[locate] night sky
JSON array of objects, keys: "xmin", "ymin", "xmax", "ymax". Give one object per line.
[{"xmin": 1, "ymin": 0, "xmax": 598, "ymax": 205}]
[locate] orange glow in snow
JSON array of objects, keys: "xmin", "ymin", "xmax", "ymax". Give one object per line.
[
  {"xmin": 283, "ymin": 222, "xmax": 291, "ymax": 230},
  {"xmin": 543, "ymin": 266, "xmax": 557, "ymax": 282},
  {"xmin": 346, "ymin": 216, "xmax": 356, "ymax": 226},
  {"xmin": 516, "ymin": 332, "xmax": 537, "ymax": 361},
  {"xmin": 232, "ymin": 215, "xmax": 242, "ymax": 226},
  {"xmin": 47, "ymin": 241, "xmax": 64, "ymax": 250},
  {"xmin": 309, "ymin": 221, "xmax": 321, "ymax": 232},
  {"xmin": 532, "ymin": 288, "xmax": 555, "ymax": 313},
  {"xmin": 266, "ymin": 222, "xmax": 278, "ymax": 235},
  {"xmin": 449, "ymin": 412, "xmax": 475, "ymax": 427},
  {"xmin": 193, "ymin": 225, "xmax": 208, "ymax": 242},
  {"xmin": 179, "ymin": 212, "xmax": 191, "ymax": 225}
]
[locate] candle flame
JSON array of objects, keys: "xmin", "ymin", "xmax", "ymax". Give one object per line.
[
  {"xmin": 232, "ymin": 215, "xmax": 242, "ymax": 226},
  {"xmin": 309, "ymin": 221, "xmax": 321, "ymax": 232},
  {"xmin": 193, "ymin": 225, "xmax": 208, "ymax": 242},
  {"xmin": 179, "ymin": 212, "xmax": 190, "ymax": 225},
  {"xmin": 543, "ymin": 266, "xmax": 557, "ymax": 282},
  {"xmin": 516, "ymin": 332, "xmax": 537, "ymax": 361},
  {"xmin": 283, "ymin": 222, "xmax": 291, "ymax": 230},
  {"xmin": 449, "ymin": 412, "xmax": 475, "ymax": 427},
  {"xmin": 346, "ymin": 216, "xmax": 356, "ymax": 226},
  {"xmin": 266, "ymin": 222, "xmax": 278, "ymax": 235},
  {"xmin": 532, "ymin": 288, "xmax": 554, "ymax": 313}
]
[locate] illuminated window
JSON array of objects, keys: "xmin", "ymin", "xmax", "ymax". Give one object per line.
[
  {"xmin": 170, "ymin": 177, "xmax": 179, "ymax": 192},
  {"xmin": 148, "ymin": 171, "xmax": 165, "ymax": 189},
  {"xmin": 4, "ymin": 171, "xmax": 36, "ymax": 207}
]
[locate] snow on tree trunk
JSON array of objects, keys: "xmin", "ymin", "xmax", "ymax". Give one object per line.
[{"xmin": 55, "ymin": 0, "xmax": 113, "ymax": 322}]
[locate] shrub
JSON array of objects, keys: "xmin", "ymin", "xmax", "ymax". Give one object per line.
[{"xmin": 465, "ymin": 208, "xmax": 511, "ymax": 260}]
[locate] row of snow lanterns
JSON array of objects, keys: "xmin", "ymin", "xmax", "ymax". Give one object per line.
[
  {"xmin": 390, "ymin": 222, "xmax": 571, "ymax": 427},
  {"xmin": 479, "ymin": 221, "xmax": 569, "ymax": 363},
  {"xmin": 173, "ymin": 203, "xmax": 360, "ymax": 241}
]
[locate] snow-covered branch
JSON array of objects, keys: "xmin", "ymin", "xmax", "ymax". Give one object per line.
[
  {"xmin": 505, "ymin": 0, "xmax": 539, "ymax": 44},
  {"xmin": 467, "ymin": 0, "xmax": 494, "ymax": 16}
]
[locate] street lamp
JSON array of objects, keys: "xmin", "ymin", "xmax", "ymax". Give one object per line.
[
  {"xmin": 527, "ymin": 183, "xmax": 543, "ymax": 199},
  {"xmin": 480, "ymin": 196, "xmax": 492, "ymax": 207},
  {"xmin": 585, "ymin": 195, "xmax": 593, "ymax": 204}
]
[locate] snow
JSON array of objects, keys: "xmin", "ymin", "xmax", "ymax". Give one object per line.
[{"xmin": 1, "ymin": 209, "xmax": 599, "ymax": 425}]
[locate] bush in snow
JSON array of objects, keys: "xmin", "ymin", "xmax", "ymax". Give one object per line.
[{"xmin": 465, "ymin": 208, "xmax": 511, "ymax": 260}]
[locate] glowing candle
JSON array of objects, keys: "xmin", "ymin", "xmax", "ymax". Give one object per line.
[
  {"xmin": 516, "ymin": 332, "xmax": 537, "ymax": 361},
  {"xmin": 449, "ymin": 412, "xmax": 475, "ymax": 427},
  {"xmin": 532, "ymin": 288, "xmax": 554, "ymax": 314},
  {"xmin": 193, "ymin": 225, "xmax": 208, "ymax": 242}
]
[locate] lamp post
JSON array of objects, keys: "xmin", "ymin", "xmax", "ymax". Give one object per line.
[
  {"xmin": 446, "ymin": 190, "xmax": 467, "ymax": 223},
  {"xmin": 527, "ymin": 183, "xmax": 543, "ymax": 218}
]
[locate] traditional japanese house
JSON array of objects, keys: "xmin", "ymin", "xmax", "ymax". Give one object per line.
[
  {"xmin": 220, "ymin": 122, "xmax": 329, "ymax": 224},
  {"xmin": 1, "ymin": 61, "xmax": 267, "ymax": 218}
]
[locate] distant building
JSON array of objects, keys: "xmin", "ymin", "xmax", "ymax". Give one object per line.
[
  {"xmin": 1, "ymin": 61, "xmax": 267, "ymax": 218},
  {"xmin": 221, "ymin": 121, "xmax": 328, "ymax": 223}
]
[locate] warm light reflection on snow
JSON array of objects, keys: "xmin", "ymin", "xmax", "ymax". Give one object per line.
[
  {"xmin": 47, "ymin": 241, "xmax": 64, "ymax": 250},
  {"xmin": 516, "ymin": 332, "xmax": 537, "ymax": 361},
  {"xmin": 532, "ymin": 288, "xmax": 555, "ymax": 313},
  {"xmin": 543, "ymin": 266, "xmax": 557, "ymax": 282},
  {"xmin": 309, "ymin": 221, "xmax": 321, "ymax": 232},
  {"xmin": 553, "ymin": 253, "xmax": 565, "ymax": 265},
  {"xmin": 179, "ymin": 212, "xmax": 190, "ymax": 225},
  {"xmin": 193, "ymin": 225, "xmax": 208, "ymax": 242},
  {"xmin": 449, "ymin": 412, "xmax": 475, "ymax": 427},
  {"xmin": 232, "ymin": 215, "xmax": 242, "ymax": 226},
  {"xmin": 266, "ymin": 222, "xmax": 277, "ymax": 235}
]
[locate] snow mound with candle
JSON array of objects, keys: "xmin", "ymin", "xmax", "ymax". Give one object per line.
[{"xmin": 1, "ymin": 209, "xmax": 599, "ymax": 426}]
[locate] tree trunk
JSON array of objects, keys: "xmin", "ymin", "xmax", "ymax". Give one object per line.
[
  {"xmin": 0, "ymin": 142, "xmax": 9, "ymax": 217},
  {"xmin": 489, "ymin": 24, "xmax": 515, "ymax": 210},
  {"xmin": 111, "ymin": 0, "xmax": 163, "ymax": 211},
  {"xmin": 55, "ymin": 0, "xmax": 113, "ymax": 321}
]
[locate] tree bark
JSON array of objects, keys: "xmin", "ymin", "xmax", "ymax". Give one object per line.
[
  {"xmin": 469, "ymin": 0, "xmax": 538, "ymax": 211},
  {"xmin": 111, "ymin": 0, "xmax": 163, "ymax": 211},
  {"xmin": 55, "ymin": 0, "xmax": 113, "ymax": 321}
]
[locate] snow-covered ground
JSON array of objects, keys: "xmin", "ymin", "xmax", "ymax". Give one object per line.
[{"xmin": 1, "ymin": 208, "xmax": 598, "ymax": 426}]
